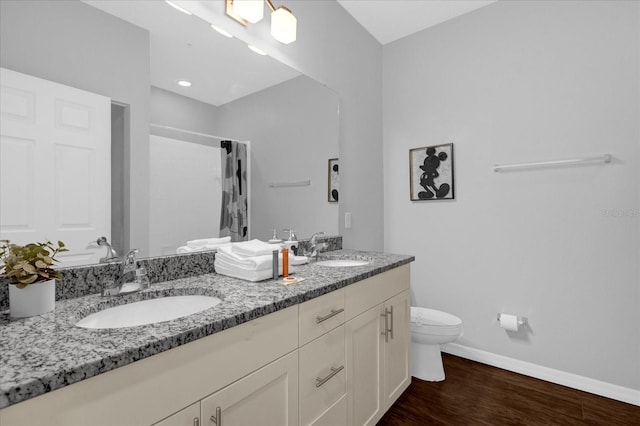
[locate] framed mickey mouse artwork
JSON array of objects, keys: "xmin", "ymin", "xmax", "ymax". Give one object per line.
[{"xmin": 409, "ymin": 143, "xmax": 455, "ymax": 201}]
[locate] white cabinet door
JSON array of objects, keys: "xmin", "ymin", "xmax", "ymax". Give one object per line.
[
  {"xmin": 383, "ymin": 290, "xmax": 411, "ymax": 408},
  {"xmin": 346, "ymin": 290, "xmax": 411, "ymax": 426},
  {"xmin": 201, "ymin": 351, "xmax": 299, "ymax": 426},
  {"xmin": 153, "ymin": 402, "xmax": 200, "ymax": 426},
  {"xmin": 345, "ymin": 304, "xmax": 385, "ymax": 426},
  {"xmin": 0, "ymin": 67, "xmax": 111, "ymax": 266}
]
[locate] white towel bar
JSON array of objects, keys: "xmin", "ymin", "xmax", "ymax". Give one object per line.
[
  {"xmin": 493, "ymin": 154, "xmax": 611, "ymax": 172},
  {"xmin": 269, "ymin": 180, "xmax": 311, "ymax": 188}
]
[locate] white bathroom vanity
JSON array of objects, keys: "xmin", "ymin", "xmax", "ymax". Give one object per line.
[{"xmin": 0, "ymin": 252, "xmax": 413, "ymax": 426}]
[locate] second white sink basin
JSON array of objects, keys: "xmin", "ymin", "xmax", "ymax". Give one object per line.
[
  {"xmin": 315, "ymin": 259, "xmax": 370, "ymax": 267},
  {"xmin": 76, "ymin": 295, "xmax": 221, "ymax": 329}
]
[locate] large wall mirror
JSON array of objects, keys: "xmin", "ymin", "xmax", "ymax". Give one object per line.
[{"xmin": 0, "ymin": 0, "xmax": 339, "ymax": 266}]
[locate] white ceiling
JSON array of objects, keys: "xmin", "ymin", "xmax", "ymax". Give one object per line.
[
  {"xmin": 84, "ymin": 1, "xmax": 300, "ymax": 107},
  {"xmin": 83, "ymin": 1, "xmax": 498, "ymax": 106},
  {"xmin": 337, "ymin": 0, "xmax": 498, "ymax": 45}
]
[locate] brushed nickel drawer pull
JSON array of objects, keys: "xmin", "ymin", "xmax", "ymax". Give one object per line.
[
  {"xmin": 315, "ymin": 365, "xmax": 345, "ymax": 388},
  {"xmin": 389, "ymin": 305, "xmax": 394, "ymax": 340},
  {"xmin": 210, "ymin": 407, "xmax": 221, "ymax": 425},
  {"xmin": 381, "ymin": 310, "xmax": 389, "ymax": 342},
  {"xmin": 316, "ymin": 308, "xmax": 344, "ymax": 324},
  {"xmin": 194, "ymin": 418, "xmax": 200, "ymax": 426}
]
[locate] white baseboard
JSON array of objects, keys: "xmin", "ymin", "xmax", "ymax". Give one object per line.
[{"xmin": 442, "ymin": 342, "xmax": 640, "ymax": 407}]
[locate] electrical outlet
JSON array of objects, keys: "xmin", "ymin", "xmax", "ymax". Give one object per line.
[{"xmin": 345, "ymin": 212, "xmax": 352, "ymax": 229}]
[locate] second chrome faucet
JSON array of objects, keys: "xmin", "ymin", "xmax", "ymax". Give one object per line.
[
  {"xmin": 102, "ymin": 248, "xmax": 146, "ymax": 296},
  {"xmin": 305, "ymin": 232, "xmax": 328, "ymax": 261}
]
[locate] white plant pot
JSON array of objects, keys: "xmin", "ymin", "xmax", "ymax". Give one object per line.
[{"xmin": 9, "ymin": 279, "xmax": 56, "ymax": 318}]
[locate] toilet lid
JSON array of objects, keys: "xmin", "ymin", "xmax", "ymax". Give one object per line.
[{"xmin": 411, "ymin": 307, "xmax": 462, "ymax": 327}]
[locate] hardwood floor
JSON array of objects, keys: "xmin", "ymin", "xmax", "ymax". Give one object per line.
[{"xmin": 378, "ymin": 354, "xmax": 640, "ymax": 426}]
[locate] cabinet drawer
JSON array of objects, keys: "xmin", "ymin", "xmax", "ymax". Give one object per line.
[
  {"xmin": 152, "ymin": 402, "xmax": 200, "ymax": 426},
  {"xmin": 299, "ymin": 325, "xmax": 346, "ymax": 426},
  {"xmin": 299, "ymin": 288, "xmax": 345, "ymax": 346}
]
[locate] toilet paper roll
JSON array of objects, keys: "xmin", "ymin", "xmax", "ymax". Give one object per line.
[{"xmin": 499, "ymin": 313, "xmax": 519, "ymax": 332}]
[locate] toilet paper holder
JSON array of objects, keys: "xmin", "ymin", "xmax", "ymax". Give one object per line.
[{"xmin": 496, "ymin": 313, "xmax": 528, "ymax": 327}]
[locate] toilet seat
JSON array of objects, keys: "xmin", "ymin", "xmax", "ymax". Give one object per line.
[
  {"xmin": 411, "ymin": 307, "xmax": 461, "ymax": 327},
  {"xmin": 411, "ymin": 307, "xmax": 462, "ymax": 336}
]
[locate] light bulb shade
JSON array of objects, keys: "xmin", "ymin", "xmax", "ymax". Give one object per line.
[
  {"xmin": 271, "ymin": 6, "xmax": 296, "ymax": 44},
  {"xmin": 233, "ymin": 0, "xmax": 264, "ymax": 23}
]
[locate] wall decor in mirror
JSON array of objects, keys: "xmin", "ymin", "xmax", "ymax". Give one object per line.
[
  {"xmin": 0, "ymin": 0, "xmax": 339, "ymax": 267},
  {"xmin": 328, "ymin": 158, "xmax": 339, "ymax": 203}
]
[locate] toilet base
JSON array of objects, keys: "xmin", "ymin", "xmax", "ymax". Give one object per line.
[{"xmin": 411, "ymin": 341, "xmax": 446, "ymax": 382}]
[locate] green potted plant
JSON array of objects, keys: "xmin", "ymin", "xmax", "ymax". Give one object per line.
[{"xmin": 0, "ymin": 240, "xmax": 68, "ymax": 318}]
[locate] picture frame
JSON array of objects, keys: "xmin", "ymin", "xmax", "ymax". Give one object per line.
[
  {"xmin": 409, "ymin": 143, "xmax": 455, "ymax": 201},
  {"xmin": 328, "ymin": 158, "xmax": 339, "ymax": 202}
]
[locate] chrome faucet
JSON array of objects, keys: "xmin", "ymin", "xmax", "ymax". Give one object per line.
[
  {"xmin": 102, "ymin": 249, "xmax": 141, "ymax": 297},
  {"xmin": 306, "ymin": 232, "xmax": 327, "ymax": 261},
  {"xmin": 96, "ymin": 236, "xmax": 119, "ymax": 263}
]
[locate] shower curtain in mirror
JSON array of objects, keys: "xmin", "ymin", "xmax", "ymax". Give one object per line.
[{"xmin": 219, "ymin": 140, "xmax": 248, "ymax": 241}]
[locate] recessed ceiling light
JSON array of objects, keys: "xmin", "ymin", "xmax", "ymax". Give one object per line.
[
  {"xmin": 177, "ymin": 80, "xmax": 192, "ymax": 87},
  {"xmin": 165, "ymin": 1, "xmax": 192, "ymax": 15},
  {"xmin": 247, "ymin": 44, "xmax": 267, "ymax": 56},
  {"xmin": 211, "ymin": 24, "xmax": 233, "ymax": 38}
]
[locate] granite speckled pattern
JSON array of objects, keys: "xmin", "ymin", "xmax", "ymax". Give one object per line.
[
  {"xmin": 0, "ymin": 248, "xmax": 411, "ymax": 409},
  {"xmin": 0, "ymin": 236, "xmax": 341, "ymax": 311},
  {"xmin": 0, "ymin": 252, "xmax": 216, "ymax": 311}
]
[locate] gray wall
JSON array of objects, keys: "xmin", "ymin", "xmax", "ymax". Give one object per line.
[
  {"xmin": 187, "ymin": 0, "xmax": 384, "ymax": 251},
  {"xmin": 383, "ymin": 0, "xmax": 640, "ymax": 391},
  {"xmin": 217, "ymin": 76, "xmax": 340, "ymax": 240},
  {"xmin": 150, "ymin": 86, "xmax": 221, "ymax": 136},
  {"xmin": 0, "ymin": 0, "xmax": 150, "ymax": 255}
]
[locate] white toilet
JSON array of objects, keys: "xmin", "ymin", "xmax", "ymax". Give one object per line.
[{"xmin": 410, "ymin": 307, "xmax": 463, "ymax": 382}]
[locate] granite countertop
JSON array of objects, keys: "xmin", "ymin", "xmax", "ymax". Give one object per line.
[{"xmin": 0, "ymin": 250, "xmax": 414, "ymax": 409}]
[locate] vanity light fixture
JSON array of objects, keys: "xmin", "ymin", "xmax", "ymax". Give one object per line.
[
  {"xmin": 231, "ymin": 0, "xmax": 264, "ymax": 24},
  {"xmin": 165, "ymin": 0, "xmax": 192, "ymax": 15},
  {"xmin": 270, "ymin": 4, "xmax": 296, "ymax": 44},
  {"xmin": 211, "ymin": 24, "xmax": 233, "ymax": 38},
  {"xmin": 247, "ymin": 44, "xmax": 267, "ymax": 56},
  {"xmin": 177, "ymin": 80, "xmax": 192, "ymax": 87},
  {"xmin": 226, "ymin": 0, "xmax": 297, "ymax": 45}
]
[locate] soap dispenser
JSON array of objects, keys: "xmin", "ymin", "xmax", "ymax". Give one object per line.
[
  {"xmin": 268, "ymin": 228, "xmax": 283, "ymax": 244},
  {"xmin": 283, "ymin": 228, "xmax": 298, "ymax": 255}
]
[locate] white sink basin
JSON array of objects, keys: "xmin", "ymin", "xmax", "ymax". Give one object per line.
[
  {"xmin": 315, "ymin": 259, "xmax": 370, "ymax": 267},
  {"xmin": 75, "ymin": 295, "xmax": 222, "ymax": 329}
]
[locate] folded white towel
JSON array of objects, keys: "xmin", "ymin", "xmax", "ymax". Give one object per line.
[
  {"xmin": 187, "ymin": 236, "xmax": 231, "ymax": 248},
  {"xmin": 215, "ymin": 251, "xmax": 273, "ymax": 271},
  {"xmin": 217, "ymin": 246, "xmax": 292, "ymax": 270},
  {"xmin": 177, "ymin": 245, "xmax": 197, "ymax": 254},
  {"xmin": 204, "ymin": 242, "xmax": 232, "ymax": 250},
  {"xmin": 177, "ymin": 243, "xmax": 232, "ymax": 254},
  {"xmin": 214, "ymin": 260, "xmax": 274, "ymax": 282},
  {"xmin": 231, "ymin": 239, "xmax": 282, "ymax": 257}
]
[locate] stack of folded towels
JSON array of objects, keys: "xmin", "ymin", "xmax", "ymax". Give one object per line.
[
  {"xmin": 214, "ymin": 239, "xmax": 292, "ymax": 282},
  {"xmin": 176, "ymin": 236, "xmax": 232, "ymax": 254}
]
